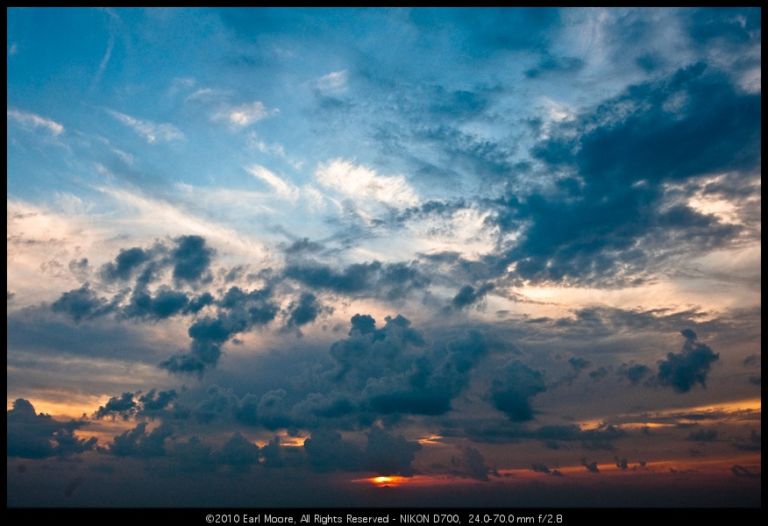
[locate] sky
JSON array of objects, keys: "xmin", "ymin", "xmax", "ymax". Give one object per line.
[{"xmin": 6, "ymin": 7, "xmax": 761, "ymax": 507}]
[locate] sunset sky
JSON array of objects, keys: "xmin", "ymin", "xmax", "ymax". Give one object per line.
[{"xmin": 7, "ymin": 7, "xmax": 761, "ymax": 507}]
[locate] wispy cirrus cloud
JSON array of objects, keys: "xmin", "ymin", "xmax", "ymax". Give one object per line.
[
  {"xmin": 213, "ymin": 101, "xmax": 278, "ymax": 129},
  {"xmin": 245, "ymin": 165, "xmax": 300, "ymax": 200},
  {"xmin": 106, "ymin": 109, "xmax": 185, "ymax": 144},
  {"xmin": 7, "ymin": 108, "xmax": 64, "ymax": 136}
]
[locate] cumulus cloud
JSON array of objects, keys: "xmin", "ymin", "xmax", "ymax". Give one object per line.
[
  {"xmin": 617, "ymin": 363, "xmax": 651, "ymax": 384},
  {"xmin": 7, "ymin": 399, "xmax": 96, "ymax": 458},
  {"xmin": 283, "ymin": 260, "xmax": 428, "ymax": 300},
  {"xmin": 459, "ymin": 446, "xmax": 492, "ymax": 481},
  {"xmin": 657, "ymin": 329, "xmax": 720, "ymax": 393},
  {"xmin": 451, "ymin": 283, "xmax": 495, "ymax": 309},
  {"xmin": 51, "ymin": 283, "xmax": 117, "ymax": 322},
  {"xmin": 489, "ymin": 361, "xmax": 547, "ymax": 421},
  {"xmin": 285, "ymin": 292, "xmax": 327, "ymax": 329},
  {"xmin": 161, "ymin": 286, "xmax": 278, "ymax": 374},
  {"xmin": 218, "ymin": 432, "xmax": 260, "ymax": 472},
  {"xmin": 110, "ymin": 422, "xmax": 174, "ymax": 457}
]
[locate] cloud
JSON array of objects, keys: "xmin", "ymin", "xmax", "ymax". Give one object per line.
[
  {"xmin": 171, "ymin": 235, "xmax": 215, "ymax": 284},
  {"xmin": 315, "ymin": 70, "xmax": 348, "ymax": 93},
  {"xmin": 316, "ymin": 159, "xmax": 419, "ymax": 209},
  {"xmin": 459, "ymin": 446, "xmax": 492, "ymax": 481},
  {"xmin": 687, "ymin": 429, "xmax": 718, "ymax": 442},
  {"xmin": 493, "ymin": 63, "xmax": 759, "ymax": 285},
  {"xmin": 731, "ymin": 465, "xmax": 759, "ymax": 479},
  {"xmin": 489, "ymin": 361, "xmax": 547, "ymax": 421},
  {"xmin": 657, "ymin": 329, "xmax": 720, "ymax": 393},
  {"xmin": 588, "ymin": 366, "xmax": 609, "ymax": 382},
  {"xmin": 245, "ymin": 165, "xmax": 299, "ymax": 200},
  {"xmin": 617, "ymin": 363, "xmax": 651, "ymax": 384},
  {"xmin": 218, "ymin": 432, "xmax": 260, "ymax": 472},
  {"xmin": 7, "ymin": 108, "xmax": 64, "ymax": 135},
  {"xmin": 286, "ymin": 292, "xmax": 326, "ymax": 328},
  {"xmin": 581, "ymin": 458, "xmax": 600, "ymax": 473},
  {"xmin": 363, "ymin": 427, "xmax": 422, "ymax": 476},
  {"xmin": 100, "ymin": 247, "xmax": 154, "ymax": 282},
  {"xmin": 161, "ymin": 286, "xmax": 278, "ymax": 375},
  {"xmin": 51, "ymin": 283, "xmax": 117, "ymax": 322},
  {"xmin": 214, "ymin": 101, "xmax": 277, "ymax": 128},
  {"xmin": 451, "ymin": 283, "xmax": 495, "ymax": 309},
  {"xmin": 530, "ymin": 463, "xmax": 563, "ymax": 476},
  {"xmin": 283, "ymin": 260, "xmax": 428, "ymax": 300},
  {"xmin": 568, "ymin": 356, "xmax": 591, "ymax": 371},
  {"xmin": 525, "ymin": 54, "xmax": 584, "ymax": 78},
  {"xmin": 95, "ymin": 389, "xmax": 177, "ymax": 420},
  {"xmin": 110, "ymin": 422, "xmax": 174, "ymax": 457},
  {"xmin": 95, "ymin": 392, "xmax": 137, "ymax": 420},
  {"xmin": 106, "ymin": 109, "xmax": 185, "ymax": 143},
  {"xmin": 7, "ymin": 399, "xmax": 96, "ymax": 458}
]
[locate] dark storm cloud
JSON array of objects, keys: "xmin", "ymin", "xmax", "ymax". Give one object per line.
[
  {"xmin": 283, "ymin": 237, "xmax": 325, "ymax": 255},
  {"xmin": 138, "ymin": 389, "xmax": 178, "ymax": 417},
  {"xmin": 459, "ymin": 446, "xmax": 492, "ymax": 481},
  {"xmin": 95, "ymin": 392, "xmax": 137, "ymax": 420},
  {"xmin": 617, "ymin": 363, "xmax": 651, "ymax": 385},
  {"xmin": 730, "ymin": 465, "xmax": 760, "ymax": 479},
  {"xmin": 286, "ymin": 292, "xmax": 326, "ymax": 328},
  {"xmin": 100, "ymin": 246, "xmax": 154, "ymax": 282},
  {"xmin": 364, "ymin": 427, "xmax": 422, "ymax": 476},
  {"xmin": 157, "ymin": 315, "xmax": 490, "ymax": 430},
  {"xmin": 588, "ymin": 366, "xmax": 609, "ymax": 382},
  {"xmin": 93, "ymin": 388, "xmax": 179, "ymax": 421},
  {"xmin": 110, "ymin": 422, "xmax": 174, "ymax": 457},
  {"xmin": 489, "ymin": 361, "xmax": 547, "ymax": 421},
  {"xmin": 161, "ymin": 286, "xmax": 279, "ymax": 375},
  {"xmin": 283, "ymin": 260, "xmax": 428, "ymax": 300},
  {"xmin": 491, "ymin": 63, "xmax": 759, "ymax": 285},
  {"xmin": 451, "ymin": 283, "xmax": 495, "ymax": 309},
  {"xmin": 7, "ymin": 399, "xmax": 96, "ymax": 458},
  {"xmin": 687, "ymin": 429, "xmax": 718, "ymax": 442},
  {"xmin": 657, "ymin": 330, "xmax": 719, "ymax": 393},
  {"xmin": 123, "ymin": 286, "xmax": 190, "ymax": 320},
  {"xmin": 54, "ymin": 236, "xmax": 217, "ymax": 326},
  {"xmin": 581, "ymin": 459, "xmax": 600, "ymax": 474},
  {"xmin": 51, "ymin": 283, "xmax": 116, "ymax": 322},
  {"xmin": 171, "ymin": 235, "xmax": 215, "ymax": 284},
  {"xmin": 218, "ymin": 432, "xmax": 260, "ymax": 472},
  {"xmin": 568, "ymin": 356, "xmax": 591, "ymax": 371},
  {"xmin": 731, "ymin": 430, "xmax": 760, "ymax": 452}
]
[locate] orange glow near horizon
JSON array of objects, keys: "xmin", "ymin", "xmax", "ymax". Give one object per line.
[{"xmin": 371, "ymin": 476, "xmax": 406, "ymax": 487}]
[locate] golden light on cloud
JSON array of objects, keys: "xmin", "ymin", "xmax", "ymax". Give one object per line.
[
  {"xmin": 370, "ymin": 476, "xmax": 407, "ymax": 487},
  {"xmin": 418, "ymin": 434, "xmax": 445, "ymax": 446}
]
